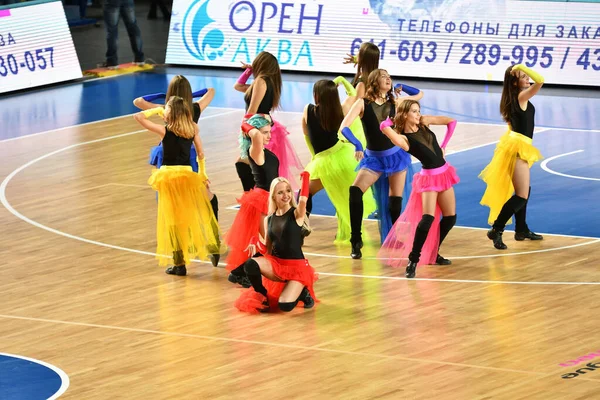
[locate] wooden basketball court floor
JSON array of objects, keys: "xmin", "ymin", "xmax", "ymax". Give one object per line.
[{"xmin": 1, "ymin": 106, "xmax": 599, "ymax": 399}]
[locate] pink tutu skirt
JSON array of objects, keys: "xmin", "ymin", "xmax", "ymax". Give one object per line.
[
  {"xmin": 265, "ymin": 120, "xmax": 303, "ymax": 189},
  {"xmin": 378, "ymin": 163, "xmax": 460, "ymax": 267},
  {"xmin": 225, "ymin": 188, "xmax": 270, "ymax": 271},
  {"xmin": 234, "ymin": 256, "xmax": 319, "ymax": 314}
]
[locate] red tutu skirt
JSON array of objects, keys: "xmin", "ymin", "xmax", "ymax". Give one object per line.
[
  {"xmin": 234, "ymin": 255, "xmax": 319, "ymax": 314},
  {"xmin": 378, "ymin": 163, "xmax": 460, "ymax": 267},
  {"xmin": 265, "ymin": 120, "xmax": 304, "ymax": 190},
  {"xmin": 224, "ymin": 188, "xmax": 270, "ymax": 271}
]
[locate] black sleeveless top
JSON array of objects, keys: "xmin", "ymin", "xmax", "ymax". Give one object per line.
[
  {"xmin": 405, "ymin": 126, "xmax": 445, "ymax": 169},
  {"xmin": 192, "ymin": 102, "xmax": 201, "ymax": 123},
  {"xmin": 306, "ymin": 104, "xmax": 339, "ymax": 154},
  {"xmin": 244, "ymin": 78, "xmax": 274, "ymax": 114},
  {"xmin": 268, "ymin": 207, "xmax": 304, "ymax": 259},
  {"xmin": 509, "ymin": 101, "xmax": 535, "ymax": 139},
  {"xmin": 162, "ymin": 128, "xmax": 193, "ymax": 166},
  {"xmin": 248, "ymin": 149, "xmax": 279, "ymax": 191},
  {"xmin": 362, "ymin": 100, "xmax": 396, "ymax": 151}
]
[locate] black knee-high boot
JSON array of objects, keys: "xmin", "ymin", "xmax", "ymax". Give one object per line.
[
  {"xmin": 243, "ymin": 258, "xmax": 267, "ymax": 297},
  {"xmin": 489, "ymin": 195, "xmax": 527, "ymax": 249},
  {"xmin": 514, "ymin": 187, "xmax": 543, "ymax": 241},
  {"xmin": 235, "ymin": 161, "xmax": 255, "ymax": 192},
  {"xmin": 389, "ymin": 196, "xmax": 403, "ymax": 225},
  {"xmin": 349, "ymin": 186, "xmax": 364, "ymax": 259},
  {"xmin": 437, "ymin": 214, "xmax": 456, "ymax": 265},
  {"xmin": 208, "ymin": 195, "xmax": 221, "ymax": 267},
  {"xmin": 406, "ymin": 214, "xmax": 434, "ymax": 278},
  {"xmin": 515, "ymin": 187, "xmax": 530, "ymax": 232}
]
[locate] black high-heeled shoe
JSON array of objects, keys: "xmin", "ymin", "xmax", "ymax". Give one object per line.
[
  {"xmin": 487, "ymin": 228, "xmax": 507, "ymax": 250},
  {"xmin": 300, "ymin": 287, "xmax": 315, "ymax": 309},
  {"xmin": 405, "ymin": 261, "xmax": 417, "ymax": 278},
  {"xmin": 165, "ymin": 265, "xmax": 187, "ymax": 276},
  {"xmin": 514, "ymin": 230, "xmax": 543, "ymax": 241},
  {"xmin": 350, "ymin": 239, "xmax": 363, "ymax": 259},
  {"xmin": 435, "ymin": 254, "xmax": 452, "ymax": 265}
]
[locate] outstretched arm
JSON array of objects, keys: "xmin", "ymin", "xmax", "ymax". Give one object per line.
[
  {"xmin": 379, "ymin": 117, "xmax": 409, "ymax": 151},
  {"xmin": 133, "ymin": 93, "xmax": 166, "ymax": 110}
]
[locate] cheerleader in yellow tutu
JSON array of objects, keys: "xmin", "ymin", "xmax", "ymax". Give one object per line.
[
  {"xmin": 302, "ymin": 79, "xmax": 376, "ymax": 244},
  {"xmin": 480, "ymin": 64, "xmax": 544, "ymax": 250},
  {"xmin": 133, "ymin": 96, "xmax": 221, "ymax": 276}
]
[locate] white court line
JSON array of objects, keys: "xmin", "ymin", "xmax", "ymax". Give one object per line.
[
  {"xmin": 317, "ymin": 272, "xmax": 600, "ymax": 286},
  {"xmin": 0, "ymin": 314, "xmax": 546, "ymax": 376},
  {"xmin": 540, "ymin": 150, "xmax": 600, "ymax": 182},
  {"xmin": 0, "ymin": 108, "xmax": 241, "ymax": 144},
  {"xmin": 0, "ymin": 352, "xmax": 70, "ymax": 399}
]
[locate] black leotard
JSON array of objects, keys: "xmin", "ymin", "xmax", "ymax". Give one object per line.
[{"xmin": 268, "ymin": 207, "xmax": 304, "ymax": 259}]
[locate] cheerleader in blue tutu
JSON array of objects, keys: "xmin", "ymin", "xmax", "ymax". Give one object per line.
[{"xmin": 339, "ymin": 69, "xmax": 423, "ymax": 259}]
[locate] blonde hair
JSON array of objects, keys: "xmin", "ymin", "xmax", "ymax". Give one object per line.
[
  {"xmin": 268, "ymin": 177, "xmax": 311, "ymax": 233},
  {"xmin": 166, "ymin": 96, "xmax": 196, "ymax": 139}
]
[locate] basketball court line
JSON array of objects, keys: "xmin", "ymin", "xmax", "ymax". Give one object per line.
[
  {"xmin": 541, "ymin": 150, "xmax": 600, "ymax": 182},
  {"xmin": 2, "ymin": 114, "xmax": 598, "ymax": 285},
  {"xmin": 0, "ymin": 314, "xmax": 550, "ymax": 376}
]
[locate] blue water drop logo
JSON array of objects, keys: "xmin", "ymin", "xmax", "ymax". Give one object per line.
[{"xmin": 182, "ymin": 0, "xmax": 230, "ymax": 61}]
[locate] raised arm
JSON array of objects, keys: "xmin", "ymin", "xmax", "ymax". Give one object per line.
[
  {"xmin": 421, "ymin": 116, "xmax": 457, "ymax": 149},
  {"xmin": 241, "ymin": 121, "xmax": 265, "ymax": 165},
  {"xmin": 295, "ymin": 171, "xmax": 310, "ymax": 224},
  {"xmin": 333, "ymin": 76, "xmax": 357, "ymax": 97},
  {"xmin": 512, "ymin": 64, "xmax": 544, "ymax": 105},
  {"xmin": 193, "ymin": 87, "xmax": 215, "ymax": 113},
  {"xmin": 233, "ymin": 64, "xmax": 253, "ymax": 93},
  {"xmin": 133, "ymin": 108, "xmax": 166, "ymax": 138},
  {"xmin": 394, "ymin": 83, "xmax": 424, "ymax": 103}
]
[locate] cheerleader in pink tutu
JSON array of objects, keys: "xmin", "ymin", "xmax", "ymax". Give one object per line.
[
  {"xmin": 231, "ymin": 173, "xmax": 317, "ymax": 314},
  {"xmin": 378, "ymin": 100, "xmax": 459, "ymax": 278},
  {"xmin": 225, "ymin": 114, "xmax": 279, "ymax": 285},
  {"xmin": 233, "ymin": 51, "xmax": 303, "ymax": 190}
]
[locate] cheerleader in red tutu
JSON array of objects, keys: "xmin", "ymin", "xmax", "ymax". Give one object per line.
[
  {"xmin": 233, "ymin": 51, "xmax": 303, "ymax": 190},
  {"xmin": 231, "ymin": 173, "xmax": 317, "ymax": 313},
  {"xmin": 378, "ymin": 100, "xmax": 459, "ymax": 278},
  {"xmin": 225, "ymin": 114, "xmax": 279, "ymax": 285}
]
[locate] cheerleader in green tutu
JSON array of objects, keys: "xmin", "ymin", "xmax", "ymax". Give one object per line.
[{"xmin": 302, "ymin": 79, "xmax": 376, "ymax": 244}]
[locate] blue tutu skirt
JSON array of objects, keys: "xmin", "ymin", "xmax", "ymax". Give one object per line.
[
  {"xmin": 357, "ymin": 147, "xmax": 414, "ymax": 243},
  {"xmin": 149, "ymin": 143, "xmax": 198, "ymax": 173}
]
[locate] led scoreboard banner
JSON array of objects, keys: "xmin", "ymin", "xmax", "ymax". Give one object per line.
[
  {"xmin": 0, "ymin": 0, "xmax": 82, "ymax": 94},
  {"xmin": 165, "ymin": 0, "xmax": 600, "ymax": 86}
]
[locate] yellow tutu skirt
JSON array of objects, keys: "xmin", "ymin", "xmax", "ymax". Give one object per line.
[
  {"xmin": 479, "ymin": 130, "xmax": 543, "ymax": 225},
  {"xmin": 148, "ymin": 166, "xmax": 222, "ymax": 266},
  {"xmin": 305, "ymin": 141, "xmax": 376, "ymax": 244}
]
